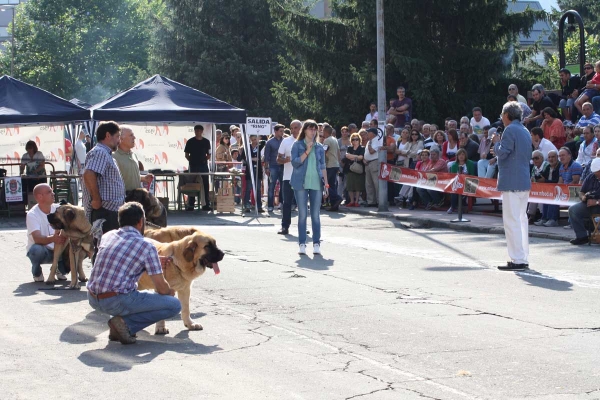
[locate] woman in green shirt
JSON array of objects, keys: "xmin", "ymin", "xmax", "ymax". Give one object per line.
[{"xmin": 290, "ymin": 120, "xmax": 328, "ymax": 256}]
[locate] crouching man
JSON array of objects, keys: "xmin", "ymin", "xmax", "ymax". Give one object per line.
[
  {"xmin": 26, "ymin": 184, "xmax": 68, "ymax": 282},
  {"xmin": 87, "ymin": 202, "xmax": 180, "ymax": 344}
]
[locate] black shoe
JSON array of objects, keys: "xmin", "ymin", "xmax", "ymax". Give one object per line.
[
  {"xmin": 367, "ymin": 203, "xmax": 378, "ymax": 207},
  {"xmin": 570, "ymin": 237, "xmax": 590, "ymax": 245},
  {"xmin": 186, "ymin": 206, "xmax": 194, "ymax": 211},
  {"xmin": 202, "ymin": 205, "xmax": 211, "ymax": 211},
  {"xmin": 498, "ymin": 262, "xmax": 528, "ymax": 271},
  {"xmin": 328, "ymin": 199, "xmax": 343, "ymax": 211},
  {"xmin": 277, "ymin": 228, "xmax": 289, "ymax": 235},
  {"xmin": 258, "ymin": 208, "xmax": 265, "ymax": 213}
]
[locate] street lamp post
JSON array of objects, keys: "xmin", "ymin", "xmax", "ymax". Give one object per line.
[
  {"xmin": 558, "ymin": 10, "xmax": 585, "ymax": 76},
  {"xmin": 376, "ymin": 0, "xmax": 388, "ymax": 212}
]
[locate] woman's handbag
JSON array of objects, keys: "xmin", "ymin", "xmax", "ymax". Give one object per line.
[{"xmin": 350, "ymin": 161, "xmax": 364, "ymax": 174}]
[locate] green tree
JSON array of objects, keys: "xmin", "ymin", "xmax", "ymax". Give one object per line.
[
  {"xmin": 0, "ymin": 0, "xmax": 160, "ymax": 103},
  {"xmin": 150, "ymin": 0, "xmax": 297, "ymax": 119},
  {"xmin": 272, "ymin": 0, "xmax": 544, "ymax": 126}
]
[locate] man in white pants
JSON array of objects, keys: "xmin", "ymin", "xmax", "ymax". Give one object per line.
[{"xmin": 492, "ymin": 101, "xmax": 533, "ymax": 271}]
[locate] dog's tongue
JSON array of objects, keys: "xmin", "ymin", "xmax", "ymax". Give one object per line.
[{"xmin": 212, "ymin": 263, "xmax": 220, "ymax": 275}]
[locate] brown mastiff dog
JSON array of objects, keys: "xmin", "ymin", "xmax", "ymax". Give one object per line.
[
  {"xmin": 46, "ymin": 204, "xmax": 97, "ymax": 289},
  {"xmin": 144, "ymin": 226, "xmax": 202, "ymax": 242},
  {"xmin": 138, "ymin": 231, "xmax": 224, "ymax": 334},
  {"xmin": 125, "ymin": 188, "xmax": 167, "ymax": 227}
]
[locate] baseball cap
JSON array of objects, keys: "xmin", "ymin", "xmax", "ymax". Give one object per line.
[
  {"xmin": 591, "ymin": 158, "xmax": 600, "ymax": 173},
  {"xmin": 229, "ymin": 125, "xmax": 240, "ymax": 132}
]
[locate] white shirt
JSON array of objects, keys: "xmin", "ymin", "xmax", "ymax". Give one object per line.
[
  {"xmin": 26, "ymin": 203, "xmax": 59, "ymax": 251},
  {"xmin": 470, "ymin": 117, "xmax": 491, "ymax": 139},
  {"xmin": 74, "ymin": 139, "xmax": 87, "ymax": 167},
  {"xmin": 517, "ymin": 94, "xmax": 527, "ymax": 104},
  {"xmin": 537, "ymin": 138, "xmax": 558, "ymax": 160},
  {"xmin": 363, "ymin": 135, "xmax": 382, "ymax": 162},
  {"xmin": 365, "ymin": 111, "xmax": 379, "ymax": 123},
  {"xmin": 278, "ymin": 135, "xmax": 296, "ymax": 180}
]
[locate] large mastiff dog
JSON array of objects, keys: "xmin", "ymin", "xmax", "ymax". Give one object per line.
[
  {"xmin": 47, "ymin": 204, "xmax": 100, "ymax": 289},
  {"xmin": 139, "ymin": 231, "xmax": 224, "ymax": 334},
  {"xmin": 125, "ymin": 188, "xmax": 167, "ymax": 227}
]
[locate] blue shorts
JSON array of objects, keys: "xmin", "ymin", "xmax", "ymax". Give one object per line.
[{"xmin": 583, "ymin": 89, "xmax": 600, "ymax": 99}]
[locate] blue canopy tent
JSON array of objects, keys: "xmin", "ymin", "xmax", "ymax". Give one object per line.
[
  {"xmin": 90, "ymin": 74, "xmax": 246, "ymax": 123},
  {"xmin": 89, "ymin": 75, "xmax": 248, "ymax": 210},
  {"xmin": 0, "ymin": 76, "xmax": 90, "ymax": 124}
]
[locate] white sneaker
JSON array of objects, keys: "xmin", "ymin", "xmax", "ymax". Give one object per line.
[
  {"xmin": 56, "ymin": 272, "xmax": 68, "ymax": 281},
  {"xmin": 298, "ymin": 244, "xmax": 306, "ymax": 255},
  {"xmin": 313, "ymin": 243, "xmax": 321, "ymax": 255},
  {"xmin": 543, "ymin": 219, "xmax": 558, "ymax": 227},
  {"xmin": 33, "ymin": 273, "xmax": 44, "ymax": 282},
  {"xmin": 533, "ymin": 219, "xmax": 547, "ymax": 226},
  {"xmin": 563, "ymin": 224, "xmax": 572, "ymax": 229}
]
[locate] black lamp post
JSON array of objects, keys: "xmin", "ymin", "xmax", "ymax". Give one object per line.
[{"xmin": 558, "ymin": 10, "xmax": 585, "ymax": 76}]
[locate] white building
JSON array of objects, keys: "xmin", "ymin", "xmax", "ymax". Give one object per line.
[
  {"xmin": 507, "ymin": 1, "xmax": 556, "ymax": 65},
  {"xmin": 0, "ymin": 0, "xmax": 25, "ymax": 48},
  {"xmin": 307, "ymin": 0, "xmax": 332, "ymax": 19}
]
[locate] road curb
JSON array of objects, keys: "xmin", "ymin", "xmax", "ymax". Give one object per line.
[{"xmin": 339, "ymin": 206, "xmax": 573, "ymax": 242}]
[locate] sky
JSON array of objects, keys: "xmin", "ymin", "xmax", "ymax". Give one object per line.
[{"xmin": 537, "ymin": 0, "xmax": 559, "ymax": 11}]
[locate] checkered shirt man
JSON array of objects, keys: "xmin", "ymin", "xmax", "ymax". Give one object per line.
[
  {"xmin": 87, "ymin": 226, "xmax": 163, "ymax": 295},
  {"xmin": 82, "ymin": 143, "xmax": 126, "ymax": 219}
]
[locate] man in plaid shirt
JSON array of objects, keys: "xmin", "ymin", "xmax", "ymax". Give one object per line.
[
  {"xmin": 87, "ymin": 202, "xmax": 180, "ymax": 345},
  {"xmin": 82, "ymin": 121, "xmax": 126, "ymax": 262}
]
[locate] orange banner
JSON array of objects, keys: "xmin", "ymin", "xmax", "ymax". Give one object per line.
[{"xmin": 379, "ymin": 163, "xmax": 581, "ymax": 207}]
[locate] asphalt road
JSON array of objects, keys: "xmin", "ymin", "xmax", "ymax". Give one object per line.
[{"xmin": 1, "ymin": 212, "xmax": 599, "ymax": 400}]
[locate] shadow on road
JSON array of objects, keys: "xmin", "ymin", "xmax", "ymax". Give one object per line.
[
  {"xmin": 78, "ymin": 333, "xmax": 222, "ymax": 372},
  {"xmin": 423, "ymin": 266, "xmax": 488, "ymax": 272},
  {"xmin": 515, "ymin": 269, "xmax": 573, "ymax": 291},
  {"xmin": 13, "ymin": 282, "xmax": 41, "ymax": 297},
  {"xmin": 295, "ymin": 255, "xmax": 334, "ymax": 270}
]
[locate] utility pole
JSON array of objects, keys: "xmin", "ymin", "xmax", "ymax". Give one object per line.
[
  {"xmin": 376, "ymin": 0, "xmax": 388, "ymax": 212},
  {"xmin": 10, "ymin": 6, "xmax": 14, "ymax": 77}
]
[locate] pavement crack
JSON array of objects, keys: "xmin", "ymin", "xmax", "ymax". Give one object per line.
[{"xmin": 344, "ymin": 385, "xmax": 394, "ymax": 400}]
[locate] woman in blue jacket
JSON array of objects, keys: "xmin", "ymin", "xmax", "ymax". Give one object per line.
[{"xmin": 291, "ymin": 120, "xmax": 329, "ymax": 255}]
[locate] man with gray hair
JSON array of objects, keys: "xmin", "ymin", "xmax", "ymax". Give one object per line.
[
  {"xmin": 524, "ymin": 84, "xmax": 559, "ymax": 128},
  {"xmin": 508, "ymin": 84, "xmax": 527, "ymax": 104},
  {"xmin": 112, "ymin": 126, "xmax": 153, "ymax": 195},
  {"xmin": 492, "ymin": 101, "xmax": 532, "ymax": 270}
]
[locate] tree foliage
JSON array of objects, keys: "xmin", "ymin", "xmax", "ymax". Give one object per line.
[
  {"xmin": 150, "ymin": 0, "xmax": 294, "ymax": 120},
  {"xmin": 0, "ymin": 0, "xmax": 160, "ymax": 103},
  {"xmin": 271, "ymin": 0, "xmax": 544, "ymax": 126}
]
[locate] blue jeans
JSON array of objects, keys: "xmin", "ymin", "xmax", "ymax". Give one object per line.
[
  {"xmin": 281, "ymin": 180, "xmax": 293, "ymax": 229},
  {"xmin": 88, "ymin": 290, "xmax": 182, "ymax": 335},
  {"xmin": 593, "ymin": 96, "xmax": 600, "ymax": 114},
  {"xmin": 267, "ymin": 165, "xmax": 283, "ymax": 208},
  {"xmin": 295, "ymin": 188, "xmax": 322, "ymax": 245},
  {"xmin": 27, "ymin": 244, "xmax": 66, "ymax": 277},
  {"xmin": 416, "ymin": 188, "xmax": 441, "ymax": 205},
  {"xmin": 326, "ymin": 167, "xmax": 342, "ymax": 204},
  {"xmin": 542, "ymin": 204, "xmax": 559, "ymax": 221},
  {"xmin": 477, "ymin": 159, "xmax": 497, "ymax": 178},
  {"xmin": 568, "ymin": 202, "xmax": 600, "ymax": 239}
]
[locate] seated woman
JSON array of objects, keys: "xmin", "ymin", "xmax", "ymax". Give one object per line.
[
  {"xmin": 527, "ymin": 150, "xmax": 550, "ymax": 224},
  {"xmin": 448, "ymin": 148, "xmax": 475, "ymax": 214},
  {"xmin": 540, "ymin": 107, "xmax": 566, "ymax": 149},
  {"xmin": 442, "ymin": 129, "xmax": 459, "ymax": 162},
  {"xmin": 20, "ymin": 140, "xmax": 47, "ymax": 206},
  {"xmin": 574, "ymin": 61, "xmax": 600, "ymax": 115}
]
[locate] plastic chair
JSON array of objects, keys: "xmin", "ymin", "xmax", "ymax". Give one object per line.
[{"xmin": 50, "ymin": 171, "xmax": 73, "ymax": 204}]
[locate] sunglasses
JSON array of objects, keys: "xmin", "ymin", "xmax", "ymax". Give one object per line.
[
  {"xmin": 585, "ymin": 66, "xmax": 593, "ymax": 70},
  {"xmin": 351, "ymin": 138, "xmax": 360, "ymax": 141}
]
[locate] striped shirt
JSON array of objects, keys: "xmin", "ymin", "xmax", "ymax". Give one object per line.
[
  {"xmin": 82, "ymin": 143, "xmax": 125, "ymax": 219},
  {"xmin": 87, "ymin": 226, "xmax": 163, "ymax": 295}
]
